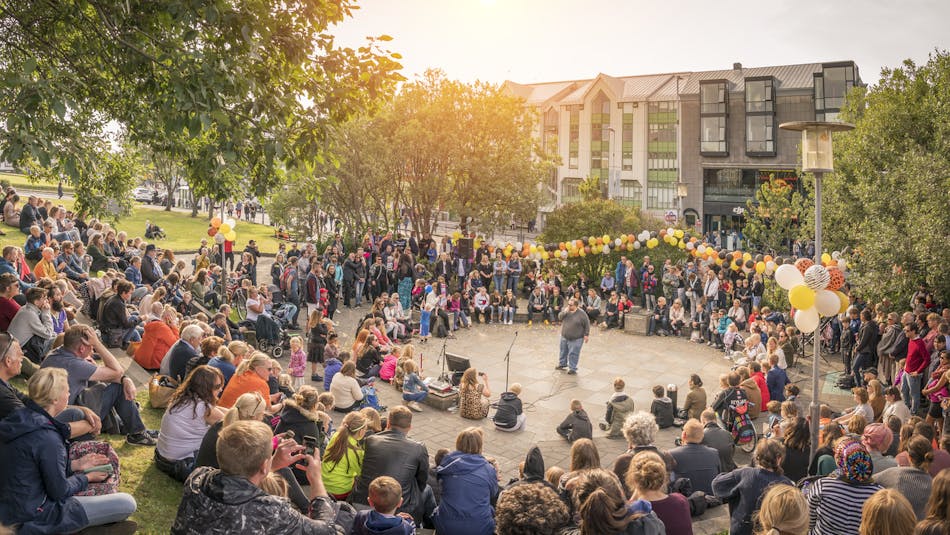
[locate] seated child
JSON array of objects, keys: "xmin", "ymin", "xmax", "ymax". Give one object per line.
[
  {"xmin": 352, "ymin": 476, "xmax": 416, "ymax": 535},
  {"xmin": 556, "ymin": 399, "xmax": 593, "ymax": 442},
  {"xmin": 650, "ymin": 385, "xmax": 674, "ymax": 429},
  {"xmin": 598, "ymin": 377, "xmax": 636, "ymax": 438},
  {"xmin": 722, "ymin": 323, "xmax": 742, "ymax": 352},
  {"xmin": 493, "ymin": 383, "xmax": 526, "ymax": 432}
]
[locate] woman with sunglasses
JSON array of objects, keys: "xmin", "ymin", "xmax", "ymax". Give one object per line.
[{"xmin": 155, "ymin": 365, "xmax": 226, "ymax": 482}]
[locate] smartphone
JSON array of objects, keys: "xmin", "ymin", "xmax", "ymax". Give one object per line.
[
  {"xmin": 302, "ymin": 435, "xmax": 318, "ymax": 457},
  {"xmin": 282, "ymin": 430, "xmax": 295, "ymax": 441}
]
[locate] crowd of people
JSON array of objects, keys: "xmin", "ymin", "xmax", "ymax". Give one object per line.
[{"xmin": 1, "ymin": 201, "xmax": 950, "ymax": 535}]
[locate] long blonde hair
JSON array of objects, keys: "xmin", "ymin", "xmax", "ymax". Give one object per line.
[
  {"xmin": 235, "ymin": 351, "xmax": 270, "ymax": 376},
  {"xmin": 756, "ymin": 484, "xmax": 808, "ymax": 535},
  {"xmin": 222, "ymin": 392, "xmax": 266, "ymax": 427}
]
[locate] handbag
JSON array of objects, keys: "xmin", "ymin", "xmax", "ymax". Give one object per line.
[{"xmin": 148, "ymin": 374, "xmax": 179, "ymax": 409}]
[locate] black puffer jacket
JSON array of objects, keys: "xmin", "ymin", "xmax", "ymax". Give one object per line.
[{"xmin": 171, "ymin": 466, "xmax": 338, "ymax": 534}]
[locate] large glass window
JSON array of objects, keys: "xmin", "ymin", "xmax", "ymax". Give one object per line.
[
  {"xmin": 618, "ymin": 179, "xmax": 642, "ymax": 208},
  {"xmin": 815, "ymin": 63, "xmax": 858, "ymax": 118},
  {"xmin": 745, "ymin": 79, "xmax": 773, "ymax": 113},
  {"xmin": 590, "ymin": 92, "xmax": 610, "ymax": 181},
  {"xmin": 561, "ymin": 177, "xmax": 582, "ymax": 204},
  {"xmin": 568, "ymin": 106, "xmax": 579, "ymax": 169},
  {"xmin": 746, "ymin": 115, "xmax": 774, "ymax": 154},
  {"xmin": 701, "ymin": 116, "xmax": 726, "ymax": 154},
  {"xmin": 543, "ymin": 108, "xmax": 559, "ymax": 154},
  {"xmin": 621, "ymin": 103, "xmax": 634, "ymax": 171},
  {"xmin": 700, "ymin": 81, "xmax": 727, "ymax": 155},
  {"xmin": 703, "ymin": 168, "xmax": 757, "ymax": 203},
  {"xmin": 745, "ymin": 77, "xmax": 775, "ymax": 156},
  {"xmin": 647, "ymin": 101, "xmax": 677, "ymax": 209}
]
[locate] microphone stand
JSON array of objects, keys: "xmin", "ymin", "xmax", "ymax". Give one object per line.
[
  {"xmin": 437, "ymin": 336, "xmax": 450, "ymax": 383},
  {"xmin": 503, "ymin": 330, "xmax": 519, "ymax": 392}
]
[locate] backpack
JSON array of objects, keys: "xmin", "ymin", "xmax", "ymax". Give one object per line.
[{"xmin": 280, "ymin": 266, "xmax": 295, "ymax": 293}]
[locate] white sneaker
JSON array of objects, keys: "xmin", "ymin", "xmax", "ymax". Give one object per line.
[{"xmin": 409, "ymin": 401, "xmax": 423, "ymax": 412}]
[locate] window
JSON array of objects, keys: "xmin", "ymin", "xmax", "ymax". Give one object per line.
[
  {"xmin": 618, "ymin": 179, "xmax": 642, "ymax": 208},
  {"xmin": 703, "ymin": 168, "xmax": 757, "ymax": 203},
  {"xmin": 701, "ymin": 116, "xmax": 726, "ymax": 154},
  {"xmin": 700, "ymin": 81, "xmax": 727, "ymax": 155},
  {"xmin": 745, "ymin": 77, "xmax": 775, "ymax": 156},
  {"xmin": 815, "ymin": 63, "xmax": 858, "ymax": 118},
  {"xmin": 590, "ymin": 92, "xmax": 610, "ymax": 181},
  {"xmin": 561, "ymin": 177, "xmax": 582, "ymax": 204},
  {"xmin": 621, "ymin": 103, "xmax": 634, "ymax": 171},
  {"xmin": 647, "ymin": 101, "xmax": 677, "ymax": 209},
  {"xmin": 568, "ymin": 106, "xmax": 580, "ymax": 169},
  {"xmin": 543, "ymin": 108, "xmax": 559, "ymax": 154}
]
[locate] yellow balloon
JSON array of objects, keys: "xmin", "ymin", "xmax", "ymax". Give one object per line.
[
  {"xmin": 602, "ymin": 234, "xmax": 610, "ymax": 244},
  {"xmin": 678, "ymin": 240, "xmax": 686, "ymax": 249},
  {"xmin": 646, "ymin": 238, "xmax": 658, "ymax": 249},
  {"xmin": 529, "ymin": 244, "xmax": 537, "ymax": 254},
  {"xmin": 588, "ymin": 237, "xmax": 596, "ymax": 246},
  {"xmin": 821, "ymin": 252, "xmax": 832, "ymax": 265},
  {"xmin": 835, "ymin": 290, "xmax": 850, "ymax": 314},
  {"xmin": 755, "ymin": 261, "xmax": 766, "ymax": 274},
  {"xmin": 789, "ymin": 285, "xmax": 816, "ymax": 310},
  {"xmin": 541, "ymin": 251, "xmax": 549, "ymax": 260},
  {"xmin": 743, "ymin": 252, "xmax": 752, "ymax": 262},
  {"xmin": 224, "ymin": 230, "xmax": 236, "ymax": 242},
  {"xmin": 626, "ymin": 243, "xmax": 634, "ymax": 251},
  {"xmin": 218, "ymin": 223, "xmax": 231, "ymax": 234},
  {"xmin": 674, "ymin": 229, "xmax": 684, "ymax": 239},
  {"xmin": 579, "ymin": 249, "xmax": 586, "ymax": 257}
]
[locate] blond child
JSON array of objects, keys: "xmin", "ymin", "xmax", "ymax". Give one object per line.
[{"xmin": 288, "ymin": 335, "xmax": 307, "ymax": 390}]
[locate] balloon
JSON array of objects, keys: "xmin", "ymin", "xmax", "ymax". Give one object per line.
[
  {"xmin": 626, "ymin": 243, "xmax": 634, "ymax": 251},
  {"xmin": 595, "ymin": 237, "xmax": 603, "ymax": 246},
  {"xmin": 214, "ymin": 232, "xmax": 225, "ymax": 244},
  {"xmin": 789, "ymin": 285, "xmax": 816, "ymax": 310},
  {"xmin": 744, "ymin": 259, "xmax": 754, "ymax": 269},
  {"xmin": 826, "ymin": 267, "xmax": 845, "ymax": 291},
  {"xmin": 579, "ymin": 249, "xmax": 586, "ymax": 257},
  {"xmin": 224, "ymin": 218, "xmax": 236, "ymax": 229},
  {"xmin": 560, "ymin": 250, "xmax": 568, "ymax": 259},
  {"xmin": 686, "ymin": 242, "xmax": 695, "ymax": 251},
  {"xmin": 835, "ymin": 291, "xmax": 850, "ymax": 314},
  {"xmin": 614, "ymin": 238, "xmax": 622, "ymax": 247},
  {"xmin": 764, "ymin": 255, "xmax": 773, "ymax": 262},
  {"xmin": 794, "ymin": 258, "xmax": 814, "ymax": 275},
  {"xmin": 674, "ymin": 229, "xmax": 684, "ymax": 239},
  {"xmin": 647, "ymin": 238, "xmax": 658, "ymax": 249},
  {"xmin": 218, "ymin": 223, "xmax": 232, "ymax": 234},
  {"xmin": 633, "ymin": 241, "xmax": 641, "ymax": 249},
  {"xmin": 743, "ymin": 252, "xmax": 752, "ymax": 262},
  {"xmin": 224, "ymin": 230, "xmax": 236, "ymax": 241},
  {"xmin": 529, "ymin": 244, "xmax": 537, "ymax": 254},
  {"xmin": 602, "ymin": 245, "xmax": 610, "ymax": 255},
  {"xmin": 821, "ymin": 252, "xmax": 832, "ymax": 265},
  {"xmin": 541, "ymin": 251, "xmax": 549, "ymax": 260},
  {"xmin": 210, "ymin": 217, "xmax": 222, "ymax": 228},
  {"xmin": 765, "ymin": 260, "xmax": 777, "ymax": 272},
  {"xmin": 815, "ymin": 289, "xmax": 841, "ymax": 317},
  {"xmin": 207, "ymin": 227, "xmax": 217, "ymax": 237},
  {"xmin": 832, "ymin": 251, "xmax": 841, "ymax": 260},
  {"xmin": 775, "ymin": 264, "xmax": 804, "ymax": 290},
  {"xmin": 514, "ymin": 242, "xmax": 522, "ymax": 250},
  {"xmin": 755, "ymin": 261, "xmax": 766, "ymax": 274},
  {"xmin": 603, "ymin": 234, "xmax": 610, "ymax": 244},
  {"xmin": 424, "ymin": 285, "xmax": 432, "ymax": 294},
  {"xmin": 837, "ymin": 258, "xmax": 848, "ymax": 270},
  {"xmin": 697, "ymin": 245, "xmax": 706, "ymax": 254},
  {"xmin": 678, "ymin": 241, "xmax": 686, "ymax": 249},
  {"xmin": 794, "ymin": 307, "xmax": 821, "ymax": 333},
  {"xmin": 452, "ymin": 231, "xmax": 461, "ymax": 239},
  {"xmin": 804, "ymin": 265, "xmax": 831, "ymax": 291}
]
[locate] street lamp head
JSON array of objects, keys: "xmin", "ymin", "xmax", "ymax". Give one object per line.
[
  {"xmin": 676, "ymin": 182, "xmax": 688, "ymax": 199},
  {"xmin": 779, "ymin": 121, "xmax": 855, "ymax": 173}
]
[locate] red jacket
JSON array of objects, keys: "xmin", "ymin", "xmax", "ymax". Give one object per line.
[
  {"xmin": 752, "ymin": 371, "xmax": 770, "ymax": 407},
  {"xmin": 134, "ymin": 320, "xmax": 180, "ymax": 371},
  {"xmin": 905, "ymin": 338, "xmax": 929, "ymax": 374}
]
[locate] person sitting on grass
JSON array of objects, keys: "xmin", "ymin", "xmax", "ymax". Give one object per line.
[
  {"xmin": 352, "ymin": 476, "xmax": 416, "ymax": 535},
  {"xmin": 599, "ymin": 377, "xmax": 636, "ymax": 438},
  {"xmin": 171, "ymin": 420, "xmax": 338, "ymax": 534},
  {"xmin": 556, "ymin": 399, "xmax": 593, "ymax": 443}
]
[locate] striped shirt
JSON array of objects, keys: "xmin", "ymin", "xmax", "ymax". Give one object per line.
[{"xmin": 806, "ymin": 477, "xmax": 882, "ymax": 535}]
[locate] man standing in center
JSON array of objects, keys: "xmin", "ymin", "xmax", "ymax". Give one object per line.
[{"xmin": 556, "ymin": 298, "xmax": 590, "ymax": 375}]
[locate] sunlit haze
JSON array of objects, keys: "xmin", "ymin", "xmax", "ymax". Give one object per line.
[{"xmin": 334, "ymin": 0, "xmax": 950, "ymax": 86}]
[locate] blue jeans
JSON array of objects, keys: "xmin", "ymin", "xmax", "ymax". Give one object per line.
[
  {"xmin": 453, "ymin": 310, "xmax": 469, "ymax": 329},
  {"xmin": 507, "ymin": 276, "xmax": 519, "ymax": 293},
  {"xmin": 502, "ymin": 307, "xmax": 514, "ymax": 323},
  {"xmin": 94, "ymin": 382, "xmax": 146, "ymax": 435},
  {"xmin": 559, "ymin": 337, "xmax": 584, "ymax": 372},
  {"xmin": 648, "ymin": 315, "xmax": 669, "ymax": 335},
  {"xmin": 403, "ymin": 391, "xmax": 428, "ymax": 402},
  {"xmin": 75, "ymin": 493, "xmax": 137, "ymax": 528},
  {"xmin": 853, "ymin": 352, "xmax": 873, "ymax": 386},
  {"xmin": 493, "ymin": 275, "xmax": 505, "ymax": 293},
  {"xmin": 901, "ymin": 372, "xmax": 923, "ymax": 415},
  {"xmin": 355, "ymin": 280, "xmax": 365, "ymax": 305}
]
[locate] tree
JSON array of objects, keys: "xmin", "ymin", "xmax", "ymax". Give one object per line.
[
  {"xmin": 743, "ymin": 176, "xmax": 811, "ymax": 256},
  {"xmin": 825, "ymin": 51, "xmax": 950, "ymax": 304},
  {"xmin": 0, "ymin": 0, "xmax": 402, "ymax": 216}
]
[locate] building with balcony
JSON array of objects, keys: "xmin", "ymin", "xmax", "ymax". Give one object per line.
[{"xmin": 505, "ymin": 60, "xmax": 861, "ymax": 234}]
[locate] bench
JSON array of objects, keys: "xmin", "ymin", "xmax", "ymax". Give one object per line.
[{"xmin": 622, "ymin": 311, "xmax": 649, "ymax": 335}]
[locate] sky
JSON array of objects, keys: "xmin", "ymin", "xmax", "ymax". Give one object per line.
[{"xmin": 333, "ymin": 0, "xmax": 950, "ymax": 87}]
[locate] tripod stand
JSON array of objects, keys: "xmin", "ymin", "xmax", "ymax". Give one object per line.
[
  {"xmin": 436, "ymin": 337, "xmax": 451, "ymax": 383},
  {"xmin": 503, "ymin": 331, "xmax": 519, "ymax": 392}
]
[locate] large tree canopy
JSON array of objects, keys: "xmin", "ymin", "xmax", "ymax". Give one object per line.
[
  {"xmin": 825, "ymin": 51, "xmax": 950, "ymax": 304},
  {"xmin": 0, "ymin": 0, "xmax": 402, "ymax": 216}
]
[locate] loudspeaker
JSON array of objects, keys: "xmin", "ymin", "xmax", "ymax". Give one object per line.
[{"xmin": 457, "ymin": 238, "xmax": 473, "ymax": 258}]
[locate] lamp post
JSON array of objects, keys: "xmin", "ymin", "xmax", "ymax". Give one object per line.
[{"xmin": 779, "ymin": 120, "xmax": 854, "ymax": 460}]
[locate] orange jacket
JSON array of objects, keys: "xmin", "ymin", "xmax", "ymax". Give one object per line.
[
  {"xmin": 218, "ymin": 370, "xmax": 270, "ymax": 410},
  {"xmin": 134, "ymin": 320, "xmax": 179, "ymax": 371}
]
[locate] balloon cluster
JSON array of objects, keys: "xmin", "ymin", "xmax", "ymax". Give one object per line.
[
  {"xmin": 775, "ymin": 258, "xmax": 849, "ymax": 333},
  {"xmin": 208, "ymin": 216, "xmax": 238, "ymax": 244}
]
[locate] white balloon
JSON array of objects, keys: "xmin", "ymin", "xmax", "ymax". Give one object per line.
[
  {"xmin": 837, "ymin": 258, "xmax": 848, "ymax": 270},
  {"xmin": 560, "ymin": 250, "xmax": 568, "ymax": 259},
  {"xmin": 633, "ymin": 241, "xmax": 641, "ymax": 249},
  {"xmin": 815, "ymin": 289, "xmax": 840, "ymax": 317},
  {"xmin": 775, "ymin": 264, "xmax": 804, "ymax": 290},
  {"xmin": 602, "ymin": 245, "xmax": 610, "ymax": 254},
  {"xmin": 697, "ymin": 245, "xmax": 706, "ymax": 254},
  {"xmin": 794, "ymin": 307, "xmax": 821, "ymax": 333},
  {"xmin": 685, "ymin": 242, "xmax": 694, "ymax": 251},
  {"xmin": 614, "ymin": 238, "xmax": 622, "ymax": 247},
  {"xmin": 514, "ymin": 242, "xmax": 522, "ymax": 250},
  {"xmin": 765, "ymin": 260, "xmax": 777, "ymax": 271},
  {"xmin": 214, "ymin": 232, "xmax": 225, "ymax": 244},
  {"xmin": 832, "ymin": 251, "xmax": 841, "ymax": 260},
  {"xmin": 225, "ymin": 218, "xmax": 236, "ymax": 228}
]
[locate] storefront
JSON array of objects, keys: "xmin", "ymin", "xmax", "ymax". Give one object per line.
[{"xmin": 702, "ymin": 167, "xmax": 798, "ymax": 243}]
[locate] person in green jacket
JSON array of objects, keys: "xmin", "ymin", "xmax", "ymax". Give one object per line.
[{"xmin": 321, "ymin": 411, "xmax": 367, "ymax": 500}]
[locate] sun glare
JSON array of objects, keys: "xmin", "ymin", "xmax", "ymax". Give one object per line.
[{"xmin": 480, "ymin": 0, "xmax": 496, "ymax": 5}]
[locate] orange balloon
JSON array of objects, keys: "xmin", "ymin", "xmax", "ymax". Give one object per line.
[
  {"xmin": 596, "ymin": 238, "xmax": 604, "ymax": 246},
  {"xmin": 794, "ymin": 258, "xmax": 814, "ymax": 275},
  {"xmin": 210, "ymin": 217, "xmax": 222, "ymax": 228},
  {"xmin": 826, "ymin": 267, "xmax": 845, "ymax": 291},
  {"xmin": 764, "ymin": 255, "xmax": 773, "ymax": 262}
]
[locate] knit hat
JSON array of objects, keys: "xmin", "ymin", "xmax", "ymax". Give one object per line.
[
  {"xmin": 834, "ymin": 438, "xmax": 873, "ymax": 483},
  {"xmin": 861, "ymin": 423, "xmax": 893, "ymax": 453}
]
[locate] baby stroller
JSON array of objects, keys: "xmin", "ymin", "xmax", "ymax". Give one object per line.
[{"xmin": 250, "ymin": 314, "xmax": 291, "ymax": 358}]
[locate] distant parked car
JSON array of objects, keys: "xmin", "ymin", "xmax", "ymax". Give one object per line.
[{"xmin": 133, "ymin": 187, "xmax": 154, "ymax": 202}]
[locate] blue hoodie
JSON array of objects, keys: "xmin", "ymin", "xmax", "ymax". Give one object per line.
[
  {"xmin": 323, "ymin": 357, "xmax": 343, "ymax": 391},
  {"xmin": 352, "ymin": 510, "xmax": 414, "ymax": 535},
  {"xmin": 433, "ymin": 451, "xmax": 498, "ymax": 535},
  {"xmin": 0, "ymin": 401, "xmax": 89, "ymax": 534}
]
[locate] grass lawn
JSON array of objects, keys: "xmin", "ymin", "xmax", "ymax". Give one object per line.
[
  {"xmin": 0, "ymin": 199, "xmax": 284, "ymax": 254},
  {"xmin": 0, "ymin": 171, "xmax": 73, "ymax": 195}
]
